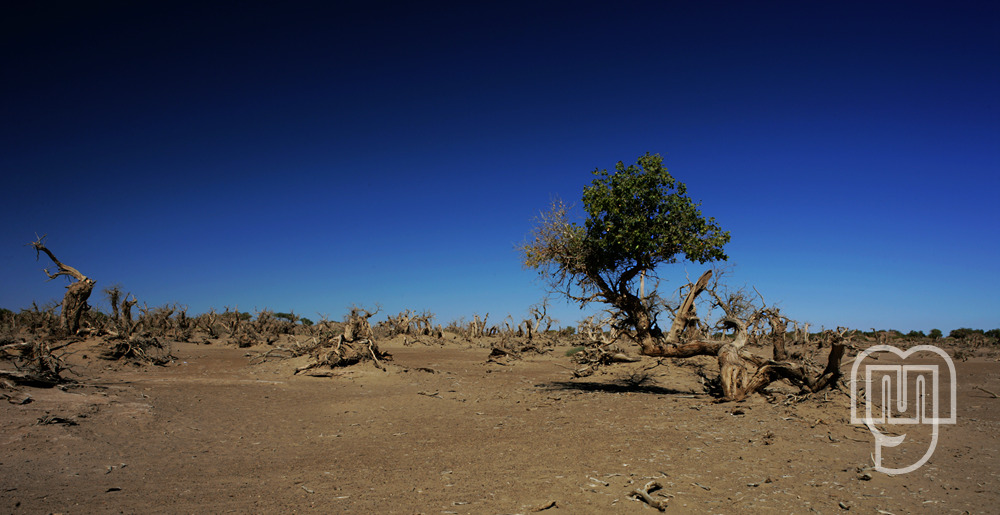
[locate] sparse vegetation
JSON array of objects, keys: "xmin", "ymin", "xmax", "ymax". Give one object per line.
[{"xmin": 3, "ymin": 231, "xmax": 998, "ymax": 513}]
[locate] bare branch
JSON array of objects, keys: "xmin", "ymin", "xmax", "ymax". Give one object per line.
[{"xmin": 28, "ymin": 235, "xmax": 89, "ymax": 283}]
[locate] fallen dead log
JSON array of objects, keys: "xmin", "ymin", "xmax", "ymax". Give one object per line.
[{"xmin": 642, "ymin": 340, "xmax": 724, "ymax": 358}]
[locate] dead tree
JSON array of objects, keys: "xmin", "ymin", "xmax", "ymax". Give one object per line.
[
  {"xmin": 173, "ymin": 306, "xmax": 192, "ymax": 341},
  {"xmin": 793, "ymin": 321, "xmax": 812, "ymax": 345},
  {"xmin": 28, "ymin": 235, "xmax": 96, "ymax": 335},
  {"xmin": 0, "ymin": 339, "xmax": 68, "ymax": 387},
  {"xmin": 101, "ymin": 285, "xmax": 137, "ymax": 338},
  {"xmin": 384, "ymin": 310, "xmax": 415, "ymax": 336},
  {"xmin": 294, "ymin": 306, "xmax": 389, "ymax": 373},
  {"xmin": 569, "ymin": 313, "xmax": 639, "ymax": 376},
  {"xmin": 343, "ymin": 305, "xmax": 378, "ymax": 342},
  {"xmin": 522, "ymin": 301, "xmax": 556, "ymax": 341},
  {"xmin": 197, "ymin": 308, "xmax": 221, "ymax": 338},
  {"xmin": 579, "ymin": 313, "xmax": 623, "ymax": 346},
  {"xmin": 664, "ymin": 270, "xmax": 712, "ymax": 344},
  {"xmin": 222, "ymin": 307, "xmax": 242, "ymax": 338},
  {"xmin": 118, "ymin": 294, "xmax": 139, "ymax": 338},
  {"xmin": 16, "ymin": 301, "xmax": 61, "ymax": 336},
  {"xmin": 94, "ymin": 289, "xmax": 172, "ymax": 363},
  {"xmin": 764, "ymin": 308, "xmax": 788, "ymax": 361},
  {"xmin": 871, "ymin": 328, "xmax": 891, "ymax": 345},
  {"xmin": 250, "ymin": 309, "xmax": 282, "ymax": 344},
  {"xmin": 469, "ymin": 313, "xmax": 489, "ymax": 339},
  {"xmin": 610, "ymin": 272, "xmax": 849, "ymax": 402},
  {"xmin": 410, "ymin": 311, "xmax": 438, "ymax": 338},
  {"xmin": 139, "ymin": 303, "xmax": 175, "ymax": 337}
]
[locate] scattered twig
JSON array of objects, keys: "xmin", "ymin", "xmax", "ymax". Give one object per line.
[
  {"xmin": 531, "ymin": 500, "xmax": 558, "ymax": 512},
  {"xmin": 974, "ymin": 385, "xmax": 999, "ymax": 398},
  {"xmin": 247, "ymin": 347, "xmax": 293, "ymax": 364},
  {"xmin": 36, "ymin": 415, "xmax": 77, "ymax": 426},
  {"xmin": 630, "ymin": 481, "xmax": 667, "ymax": 511}
]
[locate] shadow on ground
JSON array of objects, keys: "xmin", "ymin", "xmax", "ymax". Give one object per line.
[{"xmin": 538, "ymin": 380, "xmax": 700, "ymax": 396}]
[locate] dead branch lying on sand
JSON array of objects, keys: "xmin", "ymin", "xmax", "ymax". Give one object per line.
[
  {"xmin": 247, "ymin": 346, "xmax": 296, "ymax": 365},
  {"xmin": 630, "ymin": 481, "xmax": 668, "ymax": 511},
  {"xmin": 975, "ymin": 385, "xmax": 999, "ymax": 399}
]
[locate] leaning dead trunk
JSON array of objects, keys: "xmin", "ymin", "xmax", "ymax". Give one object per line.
[
  {"xmin": 664, "ymin": 270, "xmax": 712, "ymax": 344},
  {"xmin": 766, "ymin": 310, "xmax": 788, "ymax": 361},
  {"xmin": 28, "ymin": 236, "xmax": 95, "ymax": 335}
]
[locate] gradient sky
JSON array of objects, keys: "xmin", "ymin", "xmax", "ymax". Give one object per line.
[{"xmin": 2, "ymin": 1, "xmax": 997, "ymax": 334}]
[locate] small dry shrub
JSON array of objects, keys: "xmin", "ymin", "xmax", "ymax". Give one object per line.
[
  {"xmin": 102, "ymin": 335, "xmax": 173, "ymax": 365},
  {"xmin": 1, "ymin": 338, "xmax": 69, "ymax": 386}
]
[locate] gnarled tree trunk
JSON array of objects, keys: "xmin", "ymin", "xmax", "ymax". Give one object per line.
[
  {"xmin": 29, "ymin": 236, "xmax": 95, "ymax": 335},
  {"xmin": 766, "ymin": 309, "xmax": 788, "ymax": 361},
  {"xmin": 635, "ymin": 272, "xmax": 849, "ymax": 401}
]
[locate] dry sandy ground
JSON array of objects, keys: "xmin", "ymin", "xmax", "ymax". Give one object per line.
[{"xmin": 1, "ymin": 336, "xmax": 998, "ymax": 514}]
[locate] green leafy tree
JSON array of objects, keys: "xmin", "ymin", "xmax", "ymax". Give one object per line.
[
  {"xmin": 521, "ymin": 153, "xmax": 730, "ymax": 353},
  {"xmin": 949, "ymin": 327, "xmax": 982, "ymax": 339},
  {"xmin": 929, "ymin": 328, "xmax": 943, "ymax": 340}
]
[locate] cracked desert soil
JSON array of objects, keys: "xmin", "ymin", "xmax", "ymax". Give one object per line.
[{"xmin": 2, "ymin": 336, "xmax": 998, "ymax": 514}]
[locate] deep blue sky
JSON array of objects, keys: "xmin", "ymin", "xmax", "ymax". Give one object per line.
[{"xmin": 2, "ymin": 1, "xmax": 997, "ymax": 333}]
